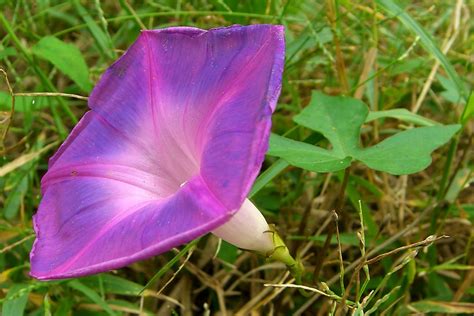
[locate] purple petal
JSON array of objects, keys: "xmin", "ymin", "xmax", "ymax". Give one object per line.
[
  {"xmin": 30, "ymin": 25, "xmax": 285, "ymax": 279},
  {"xmin": 31, "ymin": 175, "xmax": 226, "ymax": 279},
  {"xmin": 143, "ymin": 25, "xmax": 284, "ymax": 209}
]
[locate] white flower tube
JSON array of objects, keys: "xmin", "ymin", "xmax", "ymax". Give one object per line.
[
  {"xmin": 212, "ymin": 199, "xmax": 304, "ymax": 282},
  {"xmin": 212, "ymin": 199, "xmax": 304, "ymax": 283},
  {"xmin": 212, "ymin": 198, "xmax": 274, "ymax": 255}
]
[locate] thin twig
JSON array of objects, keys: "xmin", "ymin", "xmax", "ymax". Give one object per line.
[
  {"xmin": 0, "ymin": 141, "xmax": 59, "ymax": 177},
  {"xmin": 364, "ymin": 235, "xmax": 449, "ymax": 266},
  {"xmin": 121, "ymin": 0, "xmax": 146, "ymax": 30},
  {"xmin": 157, "ymin": 245, "xmax": 195, "ymax": 297},
  {"xmin": 14, "ymin": 92, "xmax": 88, "ymax": 101},
  {"xmin": 264, "ymin": 283, "xmax": 335, "ymax": 299},
  {"xmin": 312, "ymin": 167, "xmax": 351, "ymax": 282},
  {"xmin": 0, "ymin": 234, "xmax": 35, "ymax": 254},
  {"xmin": 0, "ymin": 67, "xmax": 15, "ymax": 140},
  {"xmin": 294, "ymin": 202, "xmax": 439, "ymax": 315},
  {"xmin": 326, "ymin": 0, "xmax": 349, "ymax": 92},
  {"xmin": 354, "ymin": 47, "xmax": 377, "ymax": 99},
  {"xmin": 235, "ymin": 272, "xmax": 290, "ymax": 315},
  {"xmin": 184, "ymin": 261, "xmax": 228, "ymax": 316},
  {"xmin": 442, "ymin": 132, "xmax": 472, "ymax": 199}
]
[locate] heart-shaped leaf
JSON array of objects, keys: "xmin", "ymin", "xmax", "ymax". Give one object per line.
[
  {"xmin": 293, "ymin": 92, "xmax": 368, "ymax": 157},
  {"xmin": 268, "ymin": 91, "xmax": 460, "ymax": 175}
]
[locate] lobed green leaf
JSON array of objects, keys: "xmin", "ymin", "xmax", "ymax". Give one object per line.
[{"xmin": 268, "ymin": 91, "xmax": 460, "ymax": 175}]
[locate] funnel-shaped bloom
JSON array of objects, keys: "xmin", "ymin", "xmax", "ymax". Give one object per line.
[{"xmin": 30, "ymin": 25, "xmax": 285, "ymax": 280}]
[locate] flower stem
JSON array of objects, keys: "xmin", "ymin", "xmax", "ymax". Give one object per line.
[{"xmin": 266, "ymin": 225, "xmax": 305, "ymax": 285}]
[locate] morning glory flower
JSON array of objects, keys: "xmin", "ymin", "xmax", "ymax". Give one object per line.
[{"xmin": 30, "ymin": 25, "xmax": 294, "ymax": 280}]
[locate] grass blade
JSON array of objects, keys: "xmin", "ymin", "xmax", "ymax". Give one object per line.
[
  {"xmin": 138, "ymin": 238, "xmax": 199, "ymax": 295},
  {"xmin": 461, "ymin": 92, "xmax": 474, "ymax": 125},
  {"xmin": 72, "ymin": 0, "xmax": 116, "ymax": 59},
  {"xmin": 32, "ymin": 36, "xmax": 92, "ymax": 92},
  {"xmin": 366, "ymin": 108, "xmax": 438, "ymax": 126},
  {"xmin": 0, "ymin": 13, "xmax": 76, "ymax": 137},
  {"xmin": 249, "ymin": 159, "xmax": 290, "ymax": 198},
  {"xmin": 68, "ymin": 280, "xmax": 117, "ymax": 316},
  {"xmin": 376, "ymin": 0, "xmax": 467, "ymax": 101},
  {"xmin": 1, "ymin": 284, "xmax": 31, "ymax": 316}
]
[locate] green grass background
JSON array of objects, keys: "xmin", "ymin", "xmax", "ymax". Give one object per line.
[{"xmin": 0, "ymin": 0, "xmax": 473, "ymax": 315}]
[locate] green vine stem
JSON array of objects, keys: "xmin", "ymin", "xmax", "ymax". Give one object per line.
[{"xmin": 265, "ymin": 225, "xmax": 305, "ymax": 286}]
